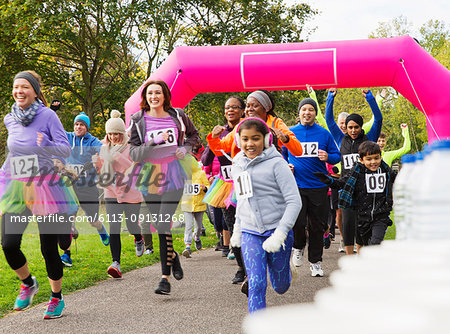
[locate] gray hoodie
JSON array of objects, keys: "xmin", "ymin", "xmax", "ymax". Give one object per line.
[{"xmin": 231, "ymin": 145, "xmax": 302, "ymax": 235}]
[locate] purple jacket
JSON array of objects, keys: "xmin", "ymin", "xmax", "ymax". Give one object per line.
[{"xmin": 2, "ymin": 103, "xmax": 70, "ymax": 177}]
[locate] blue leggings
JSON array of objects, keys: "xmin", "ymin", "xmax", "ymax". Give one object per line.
[{"xmin": 241, "ymin": 230, "xmax": 294, "ymax": 313}]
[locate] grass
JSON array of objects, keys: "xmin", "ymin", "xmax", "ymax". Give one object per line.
[{"xmin": 0, "ymin": 208, "xmax": 218, "ymax": 318}]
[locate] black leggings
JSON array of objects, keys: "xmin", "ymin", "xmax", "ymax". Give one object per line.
[
  {"xmin": 1, "ymin": 210, "xmax": 69, "ymax": 280},
  {"xmin": 342, "ymin": 208, "xmax": 363, "ymax": 246},
  {"xmin": 222, "ymin": 205, "xmax": 245, "ymax": 270},
  {"xmin": 105, "ymin": 198, "xmax": 143, "ymax": 263},
  {"xmin": 144, "ymin": 190, "xmax": 183, "ymax": 276}
]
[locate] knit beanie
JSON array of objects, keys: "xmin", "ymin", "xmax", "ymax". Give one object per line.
[
  {"xmin": 74, "ymin": 112, "xmax": 90, "ymax": 129},
  {"xmin": 105, "ymin": 110, "xmax": 126, "ymax": 134},
  {"xmin": 345, "ymin": 113, "xmax": 364, "ymax": 127},
  {"xmin": 297, "ymin": 98, "xmax": 318, "ymax": 113},
  {"xmin": 52, "ymin": 156, "xmax": 66, "ymax": 165}
]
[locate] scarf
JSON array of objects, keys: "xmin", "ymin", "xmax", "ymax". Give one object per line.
[
  {"xmin": 100, "ymin": 142, "xmax": 128, "ymax": 185},
  {"xmin": 11, "ymin": 99, "xmax": 41, "ymax": 127}
]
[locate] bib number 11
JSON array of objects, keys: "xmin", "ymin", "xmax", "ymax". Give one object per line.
[{"xmin": 235, "ymin": 171, "xmax": 253, "ymax": 200}]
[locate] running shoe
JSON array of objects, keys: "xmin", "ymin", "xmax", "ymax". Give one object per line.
[
  {"xmin": 292, "ymin": 248, "xmax": 304, "ymax": 267},
  {"xmin": 310, "ymin": 261, "xmax": 324, "ymax": 277},
  {"xmin": 182, "ymin": 247, "xmax": 192, "ymax": 258},
  {"xmin": 172, "ymin": 252, "xmax": 183, "ymax": 280},
  {"xmin": 323, "ymin": 232, "xmax": 331, "ymax": 249},
  {"xmin": 241, "ymin": 278, "xmax": 248, "ymax": 297},
  {"xmin": 195, "ymin": 237, "xmax": 202, "ymax": 250},
  {"xmin": 221, "ymin": 246, "xmax": 230, "ymax": 257},
  {"xmin": 135, "ymin": 239, "xmax": 144, "ymax": 257},
  {"xmin": 98, "ymin": 225, "xmax": 110, "ymax": 246},
  {"xmin": 338, "ymin": 239, "xmax": 345, "ymax": 253},
  {"xmin": 43, "ymin": 297, "xmax": 65, "ymax": 319},
  {"xmin": 154, "ymin": 278, "xmax": 170, "ymax": 295},
  {"xmin": 232, "ymin": 269, "xmax": 245, "ymax": 284},
  {"xmin": 227, "ymin": 249, "xmax": 235, "ymax": 260},
  {"xmin": 144, "ymin": 248, "xmax": 154, "ymax": 255},
  {"xmin": 14, "ymin": 277, "xmax": 39, "ymax": 311},
  {"xmin": 215, "ymin": 241, "xmax": 224, "ymax": 251},
  {"xmin": 107, "ymin": 261, "xmax": 122, "ymax": 279},
  {"xmin": 61, "ymin": 253, "xmax": 72, "ymax": 267}
]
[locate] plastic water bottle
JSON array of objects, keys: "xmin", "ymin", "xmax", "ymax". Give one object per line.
[
  {"xmin": 393, "ymin": 154, "xmax": 415, "ymax": 240},
  {"xmin": 411, "ymin": 140, "xmax": 450, "ymax": 239}
]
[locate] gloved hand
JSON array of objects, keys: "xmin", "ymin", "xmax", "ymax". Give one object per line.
[
  {"xmin": 331, "ymin": 166, "xmax": 339, "ymax": 175},
  {"xmin": 50, "ymin": 100, "xmax": 61, "ymax": 112},
  {"xmin": 230, "ymin": 228, "xmax": 242, "ymax": 248},
  {"xmin": 313, "ymin": 172, "xmax": 333, "ymax": 185},
  {"xmin": 262, "ymin": 229, "xmax": 287, "ymax": 253}
]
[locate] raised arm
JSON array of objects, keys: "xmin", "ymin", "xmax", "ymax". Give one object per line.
[
  {"xmin": 325, "ymin": 88, "xmax": 344, "ymax": 144},
  {"xmin": 363, "ymin": 89, "xmax": 383, "ymax": 142},
  {"xmin": 307, "ymin": 85, "xmax": 327, "ymax": 130}
]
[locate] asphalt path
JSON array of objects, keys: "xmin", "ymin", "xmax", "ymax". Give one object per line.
[{"xmin": 0, "ymin": 236, "xmax": 344, "ymax": 334}]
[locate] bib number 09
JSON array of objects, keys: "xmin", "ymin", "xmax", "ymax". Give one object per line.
[{"xmin": 365, "ymin": 173, "xmax": 386, "ymax": 193}]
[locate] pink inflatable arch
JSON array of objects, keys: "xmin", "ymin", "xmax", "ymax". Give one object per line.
[{"xmin": 125, "ymin": 36, "xmax": 450, "ymax": 142}]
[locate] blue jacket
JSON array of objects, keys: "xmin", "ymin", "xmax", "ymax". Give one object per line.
[
  {"xmin": 287, "ymin": 123, "xmax": 340, "ymax": 189},
  {"xmin": 66, "ymin": 131, "xmax": 102, "ymax": 187},
  {"xmin": 231, "ymin": 145, "xmax": 302, "ymax": 236},
  {"xmin": 325, "ymin": 90, "xmax": 382, "ymax": 147}
]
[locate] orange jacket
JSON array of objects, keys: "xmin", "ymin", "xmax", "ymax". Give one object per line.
[{"xmin": 206, "ymin": 115, "xmax": 303, "ymax": 158}]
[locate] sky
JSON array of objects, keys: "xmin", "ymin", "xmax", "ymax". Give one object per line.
[{"xmin": 298, "ymin": 0, "xmax": 450, "ymax": 42}]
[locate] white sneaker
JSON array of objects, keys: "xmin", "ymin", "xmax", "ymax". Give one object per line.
[
  {"xmin": 338, "ymin": 240, "xmax": 345, "ymax": 253},
  {"xmin": 310, "ymin": 261, "xmax": 324, "ymax": 277},
  {"xmin": 292, "ymin": 248, "xmax": 304, "ymax": 267}
]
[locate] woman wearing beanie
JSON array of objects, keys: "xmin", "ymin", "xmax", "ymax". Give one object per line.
[
  {"xmin": 93, "ymin": 110, "xmax": 145, "ymax": 278},
  {"xmin": 128, "ymin": 80, "xmax": 200, "ymax": 294},
  {"xmin": 324, "ymin": 88, "xmax": 383, "ymax": 255},
  {"xmin": 0, "ymin": 70, "xmax": 76, "ymax": 319}
]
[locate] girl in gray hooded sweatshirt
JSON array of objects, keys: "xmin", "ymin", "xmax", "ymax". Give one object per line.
[{"xmin": 230, "ymin": 118, "xmax": 302, "ymax": 313}]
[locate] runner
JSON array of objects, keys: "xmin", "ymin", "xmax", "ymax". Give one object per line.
[
  {"xmin": 128, "ymin": 80, "xmax": 200, "ymax": 295},
  {"xmin": 377, "ymin": 123, "xmax": 411, "ymax": 167},
  {"xmin": 201, "ymin": 96, "xmax": 244, "ymax": 282},
  {"xmin": 315, "ymin": 141, "xmax": 395, "ymax": 247},
  {"xmin": 64, "ymin": 110, "xmax": 110, "ymax": 266},
  {"xmin": 93, "ymin": 110, "xmax": 144, "ymax": 279},
  {"xmin": 0, "ymin": 71, "xmax": 76, "ymax": 319},
  {"xmin": 180, "ymin": 163, "xmax": 210, "ymax": 257},
  {"xmin": 286, "ymin": 97, "xmax": 341, "ymax": 277},
  {"xmin": 229, "ymin": 118, "xmax": 301, "ymax": 313},
  {"xmin": 325, "ymin": 88, "xmax": 383, "ymax": 255}
]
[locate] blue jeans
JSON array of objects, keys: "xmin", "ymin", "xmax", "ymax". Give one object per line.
[{"xmin": 241, "ymin": 230, "xmax": 294, "ymax": 313}]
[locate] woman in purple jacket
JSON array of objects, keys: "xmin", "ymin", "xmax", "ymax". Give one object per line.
[{"xmin": 0, "ymin": 71, "xmax": 75, "ymax": 319}]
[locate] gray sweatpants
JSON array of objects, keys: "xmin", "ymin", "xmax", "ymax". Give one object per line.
[{"xmin": 183, "ymin": 211, "xmax": 204, "ymax": 246}]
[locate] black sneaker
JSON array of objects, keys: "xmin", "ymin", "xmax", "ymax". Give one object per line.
[
  {"xmin": 154, "ymin": 278, "xmax": 170, "ymax": 295},
  {"xmin": 232, "ymin": 269, "xmax": 245, "ymax": 284},
  {"xmin": 195, "ymin": 237, "xmax": 202, "ymax": 250},
  {"xmin": 241, "ymin": 278, "xmax": 248, "ymax": 297},
  {"xmin": 222, "ymin": 246, "xmax": 230, "ymax": 257},
  {"xmin": 172, "ymin": 252, "xmax": 183, "ymax": 280}
]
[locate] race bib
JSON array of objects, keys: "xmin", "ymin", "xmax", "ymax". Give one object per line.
[
  {"xmin": 296, "ymin": 142, "xmax": 319, "ymax": 158},
  {"xmin": 342, "ymin": 153, "xmax": 359, "ymax": 170},
  {"xmin": 366, "ymin": 173, "xmax": 386, "ymax": 193},
  {"xmin": 235, "ymin": 171, "xmax": 253, "ymax": 200},
  {"xmin": 184, "ymin": 183, "xmax": 201, "ymax": 195},
  {"xmin": 10, "ymin": 154, "xmax": 40, "ymax": 178},
  {"xmin": 220, "ymin": 165, "xmax": 232, "ymax": 181},
  {"xmin": 146, "ymin": 128, "xmax": 176, "ymax": 147},
  {"xmin": 67, "ymin": 164, "xmax": 87, "ymax": 177}
]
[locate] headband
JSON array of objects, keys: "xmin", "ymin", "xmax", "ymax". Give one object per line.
[
  {"xmin": 14, "ymin": 72, "xmax": 41, "ymax": 95},
  {"xmin": 345, "ymin": 113, "xmax": 364, "ymax": 127},
  {"xmin": 247, "ymin": 90, "xmax": 272, "ymax": 112}
]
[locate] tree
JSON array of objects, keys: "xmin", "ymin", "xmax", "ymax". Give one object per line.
[{"xmin": 1, "ymin": 0, "xmax": 142, "ymax": 125}]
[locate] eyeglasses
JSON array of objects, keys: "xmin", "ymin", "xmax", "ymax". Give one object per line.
[{"xmin": 224, "ymin": 105, "xmax": 242, "ymax": 110}]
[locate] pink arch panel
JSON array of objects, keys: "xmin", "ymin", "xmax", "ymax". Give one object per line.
[{"xmin": 125, "ymin": 36, "xmax": 450, "ymax": 142}]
